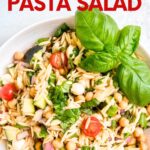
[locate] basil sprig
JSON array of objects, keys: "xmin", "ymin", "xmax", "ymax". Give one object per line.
[{"xmin": 75, "ymin": 9, "xmax": 150, "ymax": 106}]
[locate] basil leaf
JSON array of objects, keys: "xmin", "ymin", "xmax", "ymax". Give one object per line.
[
  {"xmin": 79, "ymin": 50, "xmax": 119, "ymax": 73},
  {"xmin": 116, "ymin": 55, "xmax": 150, "ymax": 106},
  {"xmin": 75, "ymin": 9, "xmax": 119, "ymax": 51},
  {"xmin": 118, "ymin": 25, "xmax": 141, "ymax": 55}
]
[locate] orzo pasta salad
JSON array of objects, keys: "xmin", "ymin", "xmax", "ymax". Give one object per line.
[{"xmin": 0, "ymin": 9, "xmax": 150, "ymax": 150}]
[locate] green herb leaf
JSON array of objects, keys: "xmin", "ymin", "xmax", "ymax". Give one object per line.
[
  {"xmin": 118, "ymin": 25, "xmax": 141, "ymax": 55},
  {"xmin": 36, "ymin": 38, "xmax": 49, "ymax": 45},
  {"xmin": 59, "ymin": 108, "xmax": 81, "ymax": 131},
  {"xmin": 75, "ymin": 9, "xmax": 119, "ymax": 52},
  {"xmin": 81, "ymin": 99, "xmax": 100, "ymax": 109},
  {"xmin": 38, "ymin": 126, "xmax": 48, "ymax": 138},
  {"xmin": 139, "ymin": 113, "xmax": 148, "ymax": 128},
  {"xmin": 116, "ymin": 55, "xmax": 150, "ymax": 106},
  {"xmin": 111, "ymin": 120, "xmax": 117, "ymax": 130},
  {"xmin": 48, "ymin": 73, "xmax": 56, "ymax": 87},
  {"xmin": 61, "ymin": 81, "xmax": 72, "ymax": 93},
  {"xmin": 107, "ymin": 105, "xmax": 118, "ymax": 117},
  {"xmin": 54, "ymin": 23, "xmax": 70, "ymax": 37},
  {"xmin": 124, "ymin": 132, "xmax": 131, "ymax": 139}
]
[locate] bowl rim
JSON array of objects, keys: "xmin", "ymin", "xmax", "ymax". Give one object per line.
[
  {"xmin": 0, "ymin": 15, "xmax": 74, "ymax": 50},
  {"xmin": 1, "ymin": 15, "xmax": 149, "ymax": 59}
]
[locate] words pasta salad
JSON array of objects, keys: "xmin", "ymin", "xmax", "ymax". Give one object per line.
[{"xmin": 0, "ymin": 9, "xmax": 150, "ymax": 150}]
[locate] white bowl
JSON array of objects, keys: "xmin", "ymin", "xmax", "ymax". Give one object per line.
[{"xmin": 0, "ymin": 15, "xmax": 150, "ymax": 149}]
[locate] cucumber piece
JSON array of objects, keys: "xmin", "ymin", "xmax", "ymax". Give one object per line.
[
  {"xmin": 34, "ymin": 95, "xmax": 46, "ymax": 109},
  {"xmin": 22, "ymin": 98, "xmax": 35, "ymax": 116},
  {"xmin": 4, "ymin": 126, "xmax": 20, "ymax": 141}
]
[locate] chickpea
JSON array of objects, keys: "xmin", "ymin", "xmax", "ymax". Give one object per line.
[
  {"xmin": 66, "ymin": 141, "xmax": 76, "ymax": 150},
  {"xmin": 71, "ymin": 83, "xmax": 85, "ymax": 95},
  {"xmin": 134, "ymin": 127, "xmax": 143, "ymax": 138},
  {"xmin": 146, "ymin": 105, "xmax": 150, "ymax": 115},
  {"xmin": 74, "ymin": 95, "xmax": 85, "ymax": 102},
  {"xmin": 29, "ymin": 87, "xmax": 36, "ymax": 98},
  {"xmin": 85, "ymin": 92, "xmax": 93, "ymax": 101},
  {"xmin": 119, "ymin": 100, "xmax": 128, "ymax": 109},
  {"xmin": 59, "ymin": 68, "xmax": 66, "ymax": 75},
  {"xmin": 52, "ymin": 138, "xmax": 63, "ymax": 149},
  {"xmin": 139, "ymin": 142, "xmax": 148, "ymax": 150},
  {"xmin": 127, "ymin": 136, "xmax": 136, "ymax": 146},
  {"xmin": 114, "ymin": 92, "xmax": 122, "ymax": 102},
  {"xmin": 14, "ymin": 52, "xmax": 24, "ymax": 61},
  {"xmin": 119, "ymin": 117, "xmax": 129, "ymax": 127}
]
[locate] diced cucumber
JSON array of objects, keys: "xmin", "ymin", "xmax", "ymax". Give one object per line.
[
  {"xmin": 34, "ymin": 95, "xmax": 46, "ymax": 109},
  {"xmin": 22, "ymin": 98, "xmax": 35, "ymax": 116},
  {"xmin": 4, "ymin": 126, "xmax": 20, "ymax": 141}
]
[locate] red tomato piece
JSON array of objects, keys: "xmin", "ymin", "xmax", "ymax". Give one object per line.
[
  {"xmin": 0, "ymin": 83, "xmax": 17, "ymax": 101},
  {"xmin": 81, "ymin": 116, "xmax": 103, "ymax": 138},
  {"xmin": 49, "ymin": 51, "xmax": 67, "ymax": 69}
]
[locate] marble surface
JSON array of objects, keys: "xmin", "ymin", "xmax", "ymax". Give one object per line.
[{"xmin": 0, "ymin": 0, "xmax": 150, "ymax": 52}]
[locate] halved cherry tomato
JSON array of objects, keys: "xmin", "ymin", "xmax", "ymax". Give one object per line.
[
  {"xmin": 49, "ymin": 51, "xmax": 67, "ymax": 69},
  {"xmin": 81, "ymin": 116, "xmax": 103, "ymax": 138},
  {"xmin": 0, "ymin": 83, "xmax": 17, "ymax": 101}
]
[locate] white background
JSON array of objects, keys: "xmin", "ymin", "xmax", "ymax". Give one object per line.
[{"xmin": 0, "ymin": 0, "xmax": 150, "ymax": 51}]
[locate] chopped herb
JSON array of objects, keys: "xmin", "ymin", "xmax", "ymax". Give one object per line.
[
  {"xmin": 36, "ymin": 38, "xmax": 49, "ymax": 45},
  {"xmin": 38, "ymin": 126, "xmax": 48, "ymax": 138},
  {"xmin": 107, "ymin": 105, "xmax": 118, "ymax": 117},
  {"xmin": 81, "ymin": 99, "xmax": 100, "ymax": 109},
  {"xmin": 73, "ymin": 48, "xmax": 80, "ymax": 57},
  {"xmin": 98, "ymin": 101, "xmax": 107, "ymax": 109},
  {"xmin": 86, "ymin": 87, "xmax": 94, "ymax": 92},
  {"xmin": 54, "ymin": 23, "xmax": 70, "ymax": 37},
  {"xmin": 111, "ymin": 120, "xmax": 117, "ymax": 130},
  {"xmin": 48, "ymin": 73, "xmax": 56, "ymax": 87},
  {"xmin": 68, "ymin": 57, "xmax": 75, "ymax": 69},
  {"xmin": 123, "ymin": 111, "xmax": 136, "ymax": 123},
  {"xmin": 81, "ymin": 108, "xmax": 93, "ymax": 115},
  {"xmin": 61, "ymin": 81, "xmax": 72, "ymax": 93},
  {"xmin": 81, "ymin": 146, "xmax": 95, "ymax": 150},
  {"xmin": 124, "ymin": 132, "xmax": 131, "ymax": 139},
  {"xmin": 95, "ymin": 78, "xmax": 103, "ymax": 85},
  {"xmin": 139, "ymin": 113, "xmax": 148, "ymax": 129},
  {"xmin": 15, "ymin": 124, "xmax": 28, "ymax": 129},
  {"xmin": 59, "ymin": 108, "xmax": 81, "ymax": 131}
]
